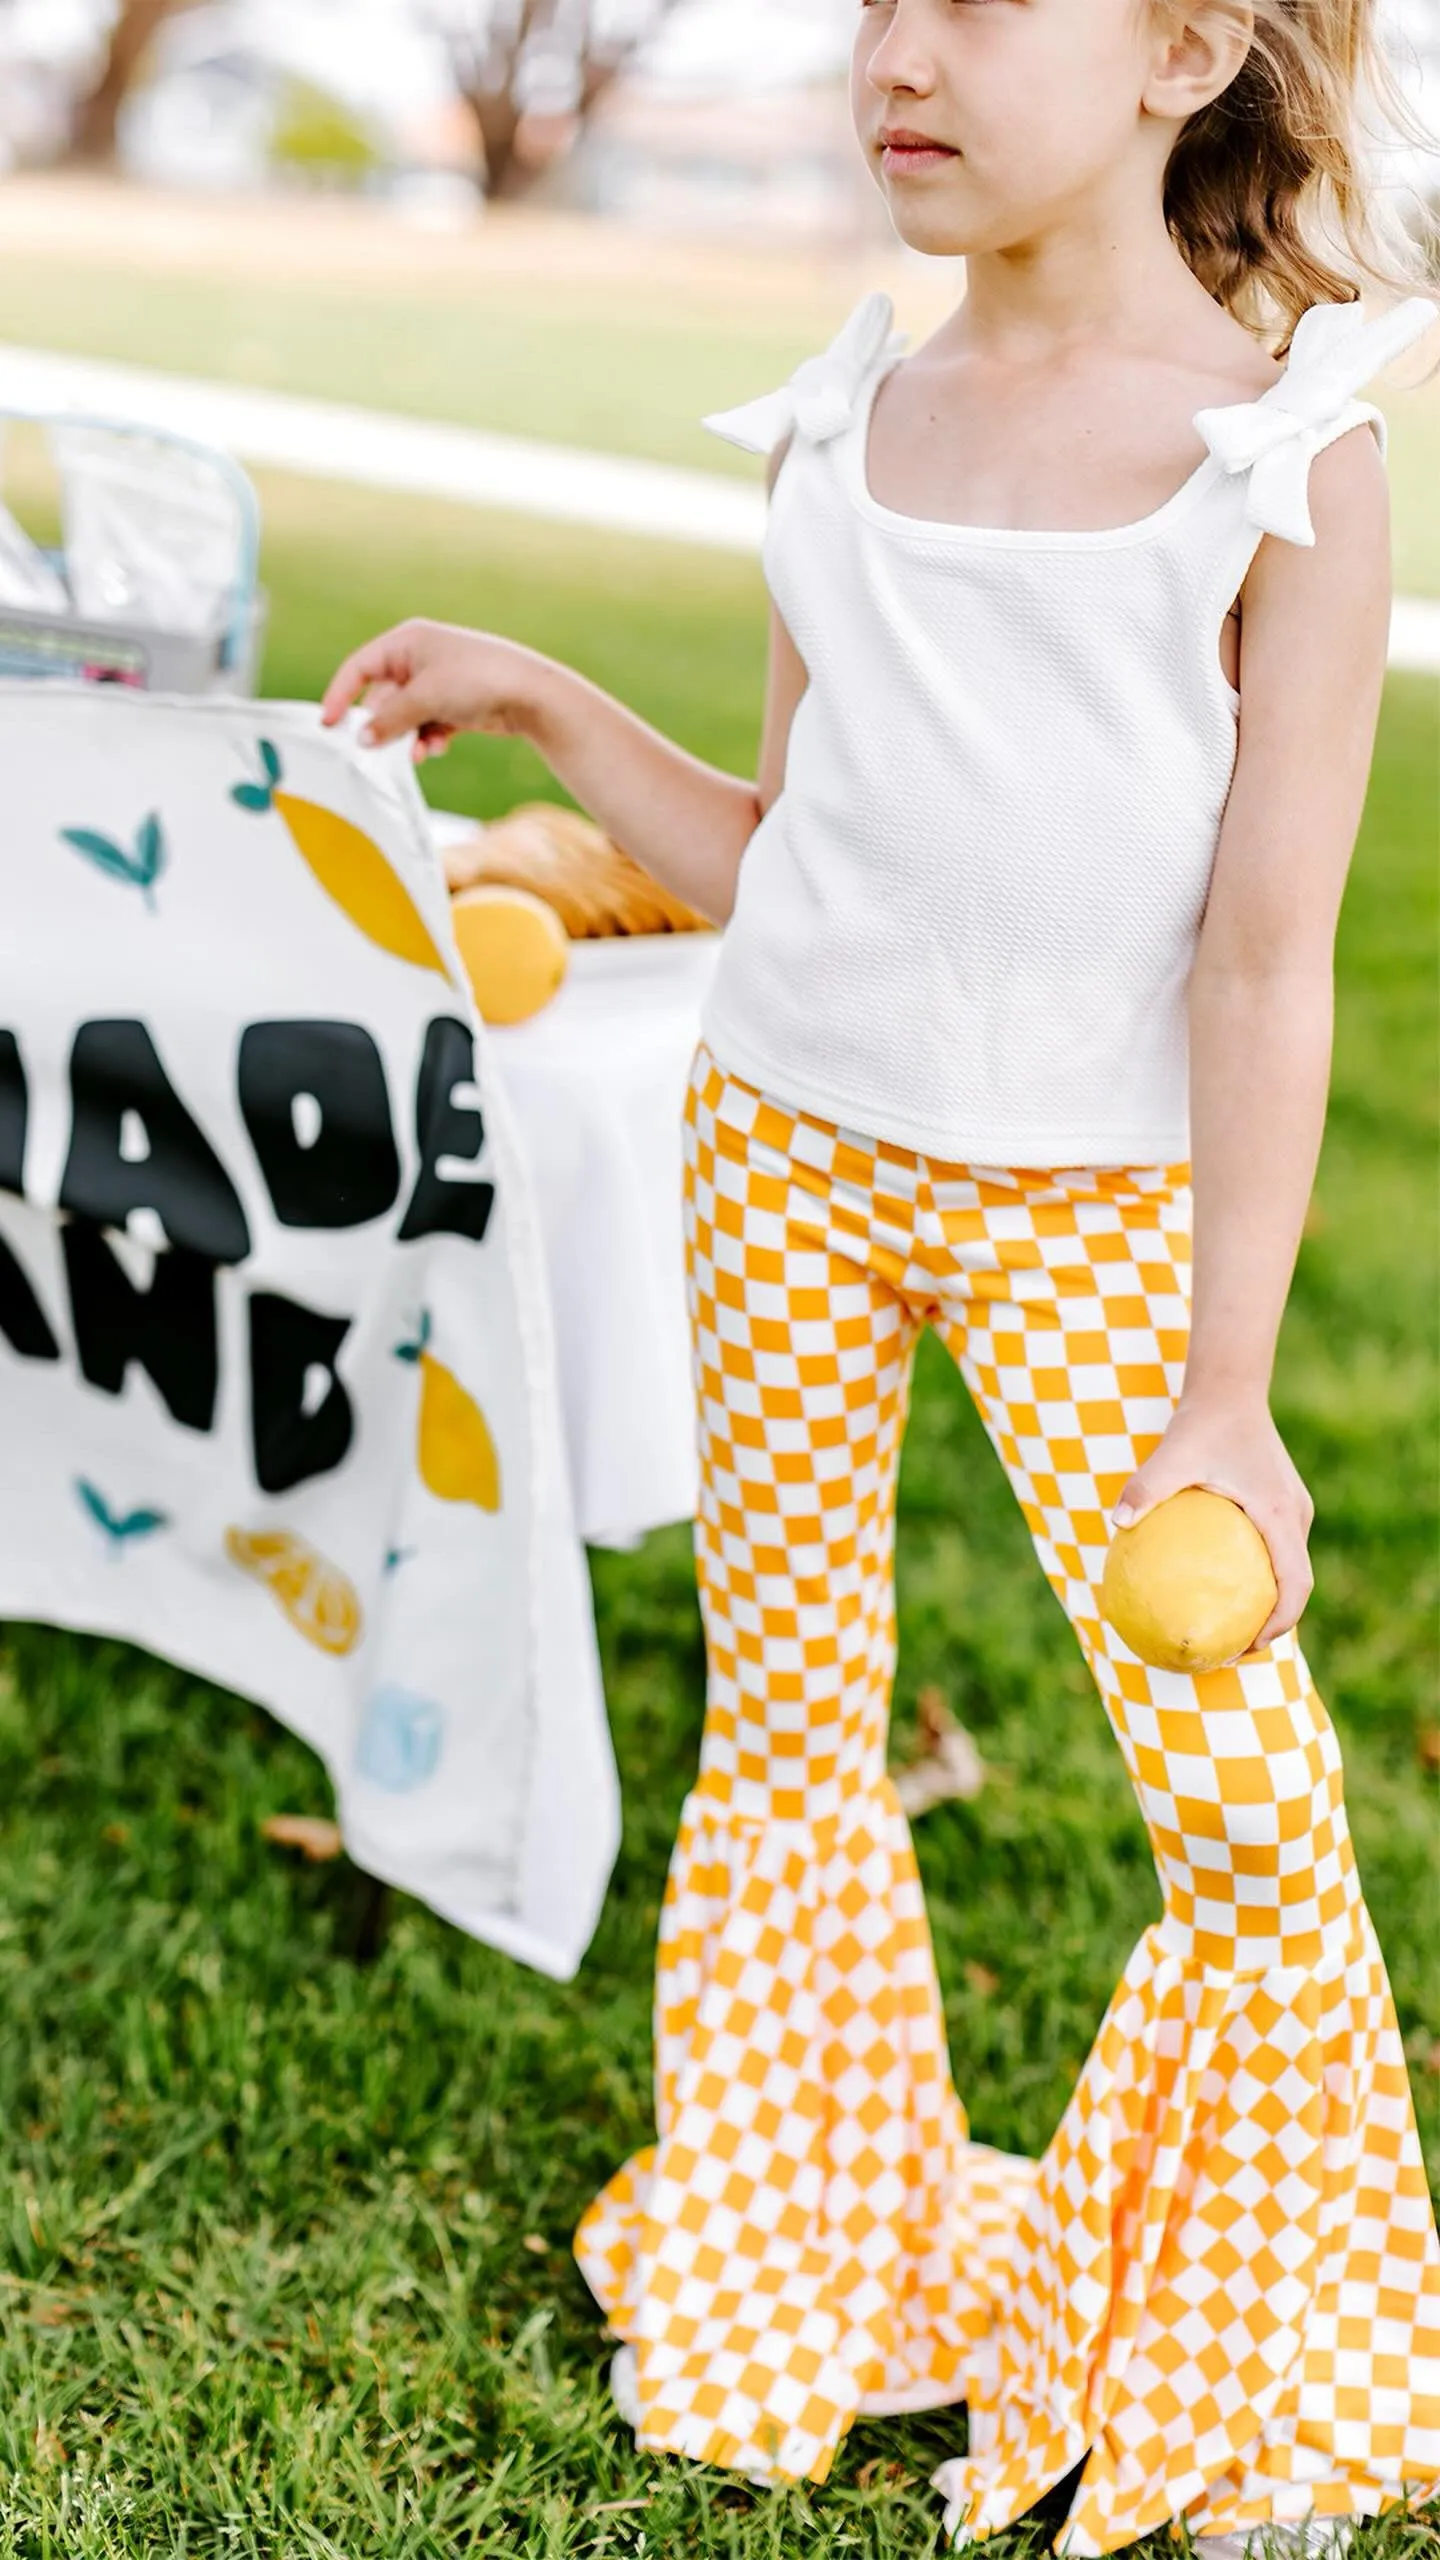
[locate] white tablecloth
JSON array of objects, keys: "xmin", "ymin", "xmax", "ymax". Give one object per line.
[{"xmin": 432, "ymin": 816, "xmax": 721, "ymax": 1550}]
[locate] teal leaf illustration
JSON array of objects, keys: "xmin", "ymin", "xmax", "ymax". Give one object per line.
[
  {"xmin": 134, "ymin": 813, "xmax": 165, "ymax": 888},
  {"xmin": 63, "ymin": 827, "xmax": 140, "ymax": 884},
  {"xmin": 76, "ymin": 1478, "xmax": 169, "ymax": 1547},
  {"xmin": 63, "ymin": 817, "xmax": 166, "ymax": 905},
  {"xmin": 233, "ymin": 741, "xmax": 283, "ymax": 813},
  {"xmin": 393, "ymin": 1309, "xmax": 432, "ymax": 1368}
]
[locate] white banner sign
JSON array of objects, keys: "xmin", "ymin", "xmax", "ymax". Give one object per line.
[{"xmin": 0, "ymin": 686, "xmax": 619, "ymax": 1981}]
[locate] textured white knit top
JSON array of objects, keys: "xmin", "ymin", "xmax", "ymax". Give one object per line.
[{"xmin": 698, "ymin": 289, "xmax": 1437, "ymax": 1166}]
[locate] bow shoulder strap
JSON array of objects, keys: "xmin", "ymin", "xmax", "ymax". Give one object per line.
[
  {"xmin": 701, "ymin": 290, "xmax": 911, "ymax": 457},
  {"xmin": 1194, "ymin": 293, "xmax": 1438, "ymax": 547}
]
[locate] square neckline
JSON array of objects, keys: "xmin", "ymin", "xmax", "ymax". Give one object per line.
[{"xmin": 839, "ymin": 350, "xmax": 1233, "ymax": 551}]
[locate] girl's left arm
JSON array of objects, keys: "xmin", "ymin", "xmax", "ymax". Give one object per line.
[{"xmin": 1110, "ymin": 424, "xmax": 1394, "ymax": 1651}]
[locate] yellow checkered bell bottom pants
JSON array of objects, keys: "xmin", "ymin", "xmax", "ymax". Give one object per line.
[{"xmin": 575, "ymin": 1041, "xmax": 1440, "ymax": 2553}]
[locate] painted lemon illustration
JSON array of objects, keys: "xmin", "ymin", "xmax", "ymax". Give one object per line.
[
  {"xmin": 225, "ymin": 1525, "xmax": 364, "ymax": 1656},
  {"xmin": 395, "ymin": 1312, "xmax": 502, "ymax": 1513},
  {"xmin": 1100, "ymin": 1487, "xmax": 1277, "ymax": 1673},
  {"xmin": 232, "ymin": 739, "xmax": 452, "ymax": 980},
  {"xmin": 451, "ymin": 882, "xmax": 569, "ymax": 1024}
]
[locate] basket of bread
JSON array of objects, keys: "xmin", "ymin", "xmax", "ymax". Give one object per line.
[{"xmin": 442, "ymin": 802, "xmax": 715, "ymax": 1026}]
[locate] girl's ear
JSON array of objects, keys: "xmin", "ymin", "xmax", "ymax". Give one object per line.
[{"xmin": 1142, "ymin": 0, "xmax": 1254, "ymax": 126}]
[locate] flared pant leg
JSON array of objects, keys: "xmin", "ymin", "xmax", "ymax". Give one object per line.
[
  {"xmin": 912, "ymin": 1156, "xmax": 1440, "ymax": 2553},
  {"xmin": 575, "ymin": 1042, "xmax": 1033, "ymax": 2480}
]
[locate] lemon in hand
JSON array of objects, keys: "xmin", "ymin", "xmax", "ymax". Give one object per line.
[{"xmin": 1100, "ymin": 1487, "xmax": 1278, "ymax": 1672}]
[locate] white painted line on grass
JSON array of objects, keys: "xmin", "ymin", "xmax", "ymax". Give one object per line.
[
  {"xmin": 0, "ymin": 341, "xmax": 766, "ymax": 554},
  {"xmin": 2, "ymin": 341, "xmax": 1437, "ymax": 671},
  {"xmin": 1389, "ymin": 596, "xmax": 1440, "ymax": 676}
]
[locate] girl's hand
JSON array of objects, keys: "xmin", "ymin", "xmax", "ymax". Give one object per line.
[
  {"xmin": 1109, "ymin": 1395, "xmax": 1314, "ymax": 1655},
  {"xmin": 319, "ymin": 619, "xmax": 531, "ymax": 764}
]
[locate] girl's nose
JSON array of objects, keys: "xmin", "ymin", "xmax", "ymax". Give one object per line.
[{"xmin": 863, "ymin": 0, "xmax": 941, "ymax": 97}]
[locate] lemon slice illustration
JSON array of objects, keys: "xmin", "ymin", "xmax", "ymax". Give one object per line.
[
  {"xmin": 225, "ymin": 1525, "xmax": 364, "ymax": 1656},
  {"xmin": 395, "ymin": 1312, "xmax": 502, "ymax": 1513},
  {"xmin": 233, "ymin": 739, "xmax": 453, "ymax": 980}
]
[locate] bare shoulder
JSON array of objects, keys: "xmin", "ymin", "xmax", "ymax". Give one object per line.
[
  {"xmin": 1236, "ymin": 421, "xmax": 1391, "ymax": 712},
  {"xmin": 1296, "ymin": 415, "xmax": 1390, "ymax": 538},
  {"xmin": 1249, "ymin": 422, "xmax": 1390, "ymax": 602}
]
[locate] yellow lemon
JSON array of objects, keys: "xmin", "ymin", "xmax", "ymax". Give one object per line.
[
  {"xmin": 451, "ymin": 883, "xmax": 569, "ymax": 1025},
  {"xmin": 396, "ymin": 1316, "xmax": 502, "ymax": 1513},
  {"xmin": 224, "ymin": 1525, "xmax": 364, "ymax": 1655},
  {"xmin": 1100, "ymin": 1487, "xmax": 1277, "ymax": 1673},
  {"xmin": 274, "ymin": 791, "xmax": 452, "ymax": 979}
]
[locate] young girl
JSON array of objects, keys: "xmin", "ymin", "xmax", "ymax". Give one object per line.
[{"xmin": 321, "ymin": 1, "xmax": 1440, "ymax": 2546}]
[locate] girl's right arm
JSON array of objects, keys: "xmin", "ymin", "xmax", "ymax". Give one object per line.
[{"xmin": 319, "ymin": 437, "xmax": 807, "ymax": 931}]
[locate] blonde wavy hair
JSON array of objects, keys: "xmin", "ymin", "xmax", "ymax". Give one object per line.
[{"xmin": 1156, "ymin": 0, "xmax": 1438, "ymax": 350}]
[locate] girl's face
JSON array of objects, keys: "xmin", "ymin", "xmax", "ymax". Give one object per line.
[{"xmin": 851, "ymin": 0, "xmax": 1182, "ymax": 257}]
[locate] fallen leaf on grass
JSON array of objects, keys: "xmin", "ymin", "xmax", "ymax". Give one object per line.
[
  {"xmin": 594, "ymin": 2502, "xmax": 649, "ymax": 2516},
  {"xmin": 33, "ymin": 2422, "xmax": 64, "ymax": 2468},
  {"xmin": 1419, "ymin": 1728, "xmax": 1440, "ymax": 1777},
  {"xmin": 521, "ymin": 2234, "xmax": 548, "ymax": 2255},
  {"xmin": 856, "ymin": 2458, "xmax": 914, "ymax": 2491},
  {"xmin": 260, "ymin": 1814, "xmax": 344, "ymax": 1862},
  {"xmin": 965, "ymin": 1962, "xmax": 1001, "ymax": 1999},
  {"xmin": 102, "ymin": 1823, "xmax": 130, "ymax": 1847},
  {"xmin": 892, "ymin": 1685, "xmax": 985, "ymax": 1817}
]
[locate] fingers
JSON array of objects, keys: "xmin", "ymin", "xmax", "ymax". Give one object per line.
[
  {"xmin": 1249, "ymin": 1538, "xmax": 1313, "ymax": 1652},
  {"xmin": 1111, "ymin": 1458, "xmax": 1185, "ymax": 1529},
  {"xmin": 320, "ymin": 633, "xmax": 405, "ymax": 728},
  {"xmin": 355, "ymin": 679, "xmax": 416, "ymax": 746},
  {"xmin": 319, "ymin": 622, "xmax": 436, "ymax": 730}
]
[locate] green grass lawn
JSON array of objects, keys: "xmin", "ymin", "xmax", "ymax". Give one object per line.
[
  {"xmin": 0, "ymin": 246, "xmax": 1436, "ymax": 592},
  {"xmin": 0, "ymin": 470, "xmax": 1436, "ymax": 2553},
  {"xmin": 0, "ymin": 250, "xmax": 833, "ymax": 479}
]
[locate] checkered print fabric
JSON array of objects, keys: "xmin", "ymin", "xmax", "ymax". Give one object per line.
[{"xmin": 573, "ymin": 1041, "xmax": 1440, "ymax": 2546}]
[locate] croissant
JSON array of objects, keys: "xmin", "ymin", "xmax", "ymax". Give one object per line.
[{"xmin": 442, "ymin": 802, "xmax": 714, "ymax": 939}]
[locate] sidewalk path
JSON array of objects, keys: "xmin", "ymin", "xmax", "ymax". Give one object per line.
[{"xmin": 3, "ymin": 341, "xmax": 1437, "ymax": 673}]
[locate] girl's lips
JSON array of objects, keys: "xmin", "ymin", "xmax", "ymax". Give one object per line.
[{"xmin": 881, "ymin": 142, "xmax": 958, "ymax": 172}]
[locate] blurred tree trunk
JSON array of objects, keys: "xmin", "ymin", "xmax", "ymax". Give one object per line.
[
  {"xmin": 439, "ymin": 0, "xmax": 675, "ymax": 201},
  {"xmin": 69, "ymin": 0, "xmax": 199, "ymax": 167}
]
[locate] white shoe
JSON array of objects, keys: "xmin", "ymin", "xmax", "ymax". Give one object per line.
[{"xmin": 1194, "ymin": 2524, "xmax": 1353, "ymax": 2560}]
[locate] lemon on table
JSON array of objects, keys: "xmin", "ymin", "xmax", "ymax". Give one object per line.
[
  {"xmin": 450, "ymin": 883, "xmax": 570, "ymax": 1025},
  {"xmin": 1100, "ymin": 1487, "xmax": 1278, "ymax": 1673}
]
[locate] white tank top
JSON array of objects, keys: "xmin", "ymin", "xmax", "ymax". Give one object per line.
[{"xmin": 697, "ymin": 289, "xmax": 1437, "ymax": 1167}]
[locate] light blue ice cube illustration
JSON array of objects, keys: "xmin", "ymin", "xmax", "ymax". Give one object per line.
[{"xmin": 356, "ymin": 1686, "xmax": 444, "ymax": 1792}]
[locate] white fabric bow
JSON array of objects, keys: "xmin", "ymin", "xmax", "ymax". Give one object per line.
[
  {"xmin": 1194, "ymin": 293, "xmax": 1437, "ymax": 547},
  {"xmin": 702, "ymin": 289, "xmax": 912, "ymax": 456}
]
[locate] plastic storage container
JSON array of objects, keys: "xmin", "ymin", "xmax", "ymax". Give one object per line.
[{"xmin": 0, "ymin": 413, "xmax": 266, "ymax": 696}]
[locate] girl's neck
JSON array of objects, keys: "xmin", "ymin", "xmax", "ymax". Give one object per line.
[{"xmin": 938, "ymin": 191, "xmax": 1229, "ymax": 366}]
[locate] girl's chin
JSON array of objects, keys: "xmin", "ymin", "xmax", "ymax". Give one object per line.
[{"xmin": 887, "ymin": 210, "xmax": 981, "ymax": 258}]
